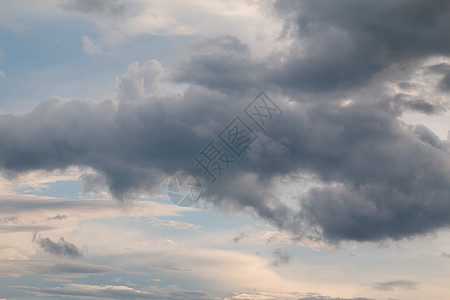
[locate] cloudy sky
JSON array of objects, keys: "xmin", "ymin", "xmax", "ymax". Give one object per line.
[{"xmin": 1, "ymin": 0, "xmax": 450, "ymax": 299}]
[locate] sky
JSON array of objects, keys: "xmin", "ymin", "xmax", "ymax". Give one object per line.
[{"xmin": 1, "ymin": 0, "xmax": 450, "ymax": 299}]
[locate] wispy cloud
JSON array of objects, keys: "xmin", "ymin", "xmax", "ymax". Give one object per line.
[
  {"xmin": 150, "ymin": 219, "xmax": 200, "ymax": 230},
  {"xmin": 2, "ymin": 1, "xmax": 450, "ymax": 299},
  {"xmin": 14, "ymin": 283, "xmax": 215, "ymax": 299}
]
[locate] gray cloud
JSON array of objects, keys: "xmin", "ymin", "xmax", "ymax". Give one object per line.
[
  {"xmin": 0, "ymin": 260, "xmax": 119, "ymax": 277},
  {"xmin": 35, "ymin": 236, "xmax": 83, "ymax": 259},
  {"xmin": 15, "ymin": 284, "xmax": 371, "ymax": 300},
  {"xmin": 272, "ymin": 248, "xmax": 291, "ymax": 266},
  {"xmin": 371, "ymin": 279, "xmax": 418, "ymax": 291},
  {"xmin": 412, "ymin": 124, "xmax": 444, "ymax": 150},
  {"xmin": 428, "ymin": 63, "xmax": 450, "ymax": 92},
  {"xmin": 48, "ymin": 215, "xmax": 67, "ymax": 220},
  {"xmin": 59, "ymin": 0, "xmax": 130, "ymax": 17},
  {"xmin": 232, "ymin": 233, "xmax": 246, "ymax": 243},
  {"xmin": 0, "ymin": 216, "xmax": 53, "ymax": 232},
  {"xmin": 387, "ymin": 94, "xmax": 445, "ymax": 115},
  {"xmin": 439, "ymin": 73, "xmax": 450, "ymax": 92},
  {"xmin": 2, "ymin": 58, "xmax": 450, "ymax": 244},
  {"xmin": 0, "ymin": 225, "xmax": 53, "ymax": 233}
]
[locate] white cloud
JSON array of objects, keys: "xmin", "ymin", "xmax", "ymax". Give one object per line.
[
  {"xmin": 82, "ymin": 35, "xmax": 103, "ymax": 54},
  {"xmin": 62, "ymin": 0, "xmax": 289, "ymax": 57}
]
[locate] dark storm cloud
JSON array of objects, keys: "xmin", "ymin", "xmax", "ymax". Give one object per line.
[
  {"xmin": 3, "ymin": 0, "xmax": 450, "ymax": 244},
  {"xmin": 171, "ymin": 1, "xmax": 450, "ymax": 96},
  {"xmin": 371, "ymin": 279, "xmax": 418, "ymax": 291},
  {"xmin": 35, "ymin": 236, "xmax": 83, "ymax": 258},
  {"xmin": 0, "ymin": 225, "xmax": 53, "ymax": 233},
  {"xmin": 398, "ymin": 99, "xmax": 443, "ymax": 114},
  {"xmin": 299, "ymin": 296, "xmax": 371, "ymax": 300},
  {"xmin": 0, "ymin": 94, "xmax": 191, "ymax": 200}
]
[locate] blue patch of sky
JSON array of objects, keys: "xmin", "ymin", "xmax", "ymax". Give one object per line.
[
  {"xmin": 20, "ymin": 180, "xmax": 83, "ymax": 199},
  {"xmin": 0, "ymin": 15, "xmax": 197, "ymax": 114}
]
